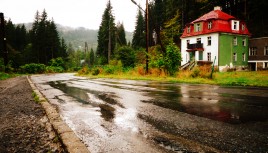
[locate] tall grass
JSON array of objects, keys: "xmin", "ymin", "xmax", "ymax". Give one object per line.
[{"xmin": 77, "ymin": 65, "xmax": 268, "ymax": 87}]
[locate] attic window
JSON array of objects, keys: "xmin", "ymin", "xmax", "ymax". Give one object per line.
[
  {"xmin": 187, "ymin": 26, "xmax": 191, "ymax": 33},
  {"xmin": 195, "ymin": 23, "xmax": 201, "ymax": 32},
  {"xmin": 242, "ymin": 24, "xmax": 245, "ymax": 31},
  {"xmin": 208, "ymin": 21, "xmax": 212, "ymax": 30},
  {"xmin": 232, "ymin": 20, "xmax": 240, "ymax": 31}
]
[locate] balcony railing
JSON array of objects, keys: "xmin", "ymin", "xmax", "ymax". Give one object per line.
[{"xmin": 187, "ymin": 43, "xmax": 204, "ymax": 50}]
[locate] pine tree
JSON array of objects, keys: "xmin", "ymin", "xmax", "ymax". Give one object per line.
[
  {"xmin": 132, "ymin": 9, "xmax": 146, "ymax": 49},
  {"xmin": 30, "ymin": 10, "xmax": 66, "ymax": 64},
  {"xmin": 89, "ymin": 48, "xmax": 95, "ymax": 66},
  {"xmin": 116, "ymin": 22, "xmax": 127, "ymax": 47},
  {"xmin": 96, "ymin": 0, "xmax": 116, "ymax": 65}
]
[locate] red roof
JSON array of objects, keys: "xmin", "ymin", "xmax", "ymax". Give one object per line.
[
  {"xmin": 181, "ymin": 9, "xmax": 251, "ymax": 38},
  {"xmin": 192, "ymin": 10, "xmax": 235, "ymax": 23}
]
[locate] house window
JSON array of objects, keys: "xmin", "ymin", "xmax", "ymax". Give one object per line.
[
  {"xmin": 242, "ymin": 53, "xmax": 246, "ymax": 62},
  {"xmin": 187, "ymin": 40, "xmax": 190, "ymax": 48},
  {"xmin": 249, "ymin": 47, "xmax": 257, "ymax": 56},
  {"xmin": 196, "ymin": 23, "xmax": 201, "ymax": 32},
  {"xmin": 264, "ymin": 46, "xmax": 268, "ymax": 55},
  {"xmin": 187, "ymin": 26, "xmax": 191, "ymax": 33},
  {"xmin": 242, "ymin": 24, "xmax": 245, "ymax": 31},
  {"xmin": 242, "ymin": 38, "xmax": 246, "ymax": 46},
  {"xmin": 233, "ymin": 37, "xmax": 237, "ymax": 46},
  {"xmin": 233, "ymin": 53, "xmax": 237, "ymax": 62},
  {"xmin": 265, "ymin": 62, "xmax": 268, "ymax": 68},
  {"xmin": 197, "ymin": 38, "xmax": 201, "ymax": 44},
  {"xmin": 232, "ymin": 20, "xmax": 240, "ymax": 31},
  {"xmin": 207, "ymin": 36, "xmax": 211, "ymax": 46},
  {"xmin": 208, "ymin": 21, "xmax": 212, "ymax": 30},
  {"xmin": 207, "ymin": 52, "xmax": 211, "ymax": 61}
]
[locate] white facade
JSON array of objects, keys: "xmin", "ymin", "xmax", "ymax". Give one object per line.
[{"xmin": 181, "ymin": 33, "xmax": 219, "ymax": 66}]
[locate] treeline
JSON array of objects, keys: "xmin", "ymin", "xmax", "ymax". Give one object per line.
[{"xmin": 1, "ymin": 10, "xmax": 68, "ymax": 71}]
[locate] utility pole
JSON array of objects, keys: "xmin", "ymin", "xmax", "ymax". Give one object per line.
[
  {"xmin": 131, "ymin": 0, "xmax": 149, "ymax": 74},
  {"xmin": 108, "ymin": 20, "xmax": 111, "ymax": 64},
  {"xmin": 0, "ymin": 13, "xmax": 8, "ymax": 72},
  {"xmin": 145, "ymin": 0, "xmax": 149, "ymax": 74}
]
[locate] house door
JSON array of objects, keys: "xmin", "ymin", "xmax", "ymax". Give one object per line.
[
  {"xmin": 199, "ymin": 51, "xmax": 203, "ymax": 60},
  {"xmin": 189, "ymin": 52, "xmax": 195, "ymax": 61}
]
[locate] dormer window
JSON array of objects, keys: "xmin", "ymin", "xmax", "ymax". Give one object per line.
[
  {"xmin": 242, "ymin": 24, "xmax": 245, "ymax": 31},
  {"xmin": 232, "ymin": 20, "xmax": 240, "ymax": 31},
  {"xmin": 195, "ymin": 23, "xmax": 201, "ymax": 32},
  {"xmin": 208, "ymin": 21, "xmax": 212, "ymax": 30},
  {"xmin": 187, "ymin": 26, "xmax": 191, "ymax": 33}
]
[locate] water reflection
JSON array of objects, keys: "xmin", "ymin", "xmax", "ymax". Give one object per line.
[
  {"xmin": 144, "ymin": 83, "xmax": 268, "ymax": 124},
  {"xmin": 49, "ymin": 81, "xmax": 116, "ymax": 122}
]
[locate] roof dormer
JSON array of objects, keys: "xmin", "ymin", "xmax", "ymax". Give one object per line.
[{"xmin": 232, "ymin": 20, "xmax": 240, "ymax": 31}]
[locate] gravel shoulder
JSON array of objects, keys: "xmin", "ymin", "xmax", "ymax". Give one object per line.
[{"xmin": 0, "ymin": 76, "xmax": 64, "ymax": 153}]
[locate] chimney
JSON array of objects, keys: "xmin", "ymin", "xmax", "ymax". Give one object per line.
[{"xmin": 214, "ymin": 6, "xmax": 222, "ymax": 11}]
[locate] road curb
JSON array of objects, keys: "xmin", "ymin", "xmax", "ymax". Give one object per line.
[{"xmin": 27, "ymin": 76, "xmax": 90, "ymax": 153}]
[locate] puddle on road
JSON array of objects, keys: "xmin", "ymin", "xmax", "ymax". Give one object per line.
[
  {"xmin": 49, "ymin": 81, "xmax": 117, "ymax": 122},
  {"xmin": 143, "ymin": 84, "xmax": 268, "ymax": 124}
]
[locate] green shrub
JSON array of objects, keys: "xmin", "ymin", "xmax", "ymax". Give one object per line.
[
  {"xmin": 191, "ymin": 66, "xmax": 200, "ymax": 78},
  {"xmin": 92, "ymin": 67, "xmax": 100, "ymax": 75},
  {"xmin": 78, "ymin": 66, "xmax": 90, "ymax": 75},
  {"xmin": 46, "ymin": 66, "xmax": 64, "ymax": 73},
  {"xmin": 49, "ymin": 57, "xmax": 65, "ymax": 68},
  {"xmin": 116, "ymin": 46, "xmax": 136, "ymax": 68},
  {"xmin": 103, "ymin": 65, "xmax": 115, "ymax": 74},
  {"xmin": 20, "ymin": 63, "xmax": 46, "ymax": 74}
]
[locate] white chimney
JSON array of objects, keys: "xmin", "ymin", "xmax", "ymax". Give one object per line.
[{"xmin": 214, "ymin": 6, "xmax": 222, "ymax": 11}]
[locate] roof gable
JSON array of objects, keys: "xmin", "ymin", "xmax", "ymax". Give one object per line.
[{"xmin": 192, "ymin": 10, "xmax": 235, "ymax": 23}]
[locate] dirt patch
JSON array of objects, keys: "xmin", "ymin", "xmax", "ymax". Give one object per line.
[{"xmin": 0, "ymin": 76, "xmax": 64, "ymax": 153}]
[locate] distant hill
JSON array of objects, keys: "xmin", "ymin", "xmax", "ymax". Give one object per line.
[{"xmin": 22, "ymin": 23, "xmax": 133, "ymax": 51}]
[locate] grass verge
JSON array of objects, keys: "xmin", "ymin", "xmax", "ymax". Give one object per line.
[{"xmin": 77, "ymin": 70, "xmax": 268, "ymax": 87}]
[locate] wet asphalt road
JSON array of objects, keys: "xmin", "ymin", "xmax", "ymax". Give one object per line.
[{"xmin": 31, "ymin": 73, "xmax": 268, "ymax": 153}]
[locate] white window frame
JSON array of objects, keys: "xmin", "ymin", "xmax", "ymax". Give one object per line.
[
  {"xmin": 207, "ymin": 36, "xmax": 211, "ymax": 46},
  {"xmin": 242, "ymin": 53, "xmax": 246, "ymax": 62},
  {"xmin": 207, "ymin": 52, "xmax": 211, "ymax": 62},
  {"xmin": 242, "ymin": 24, "xmax": 245, "ymax": 31},
  {"xmin": 233, "ymin": 37, "xmax": 237, "ymax": 46},
  {"xmin": 233, "ymin": 53, "xmax": 237, "ymax": 62},
  {"xmin": 242, "ymin": 38, "xmax": 246, "ymax": 46},
  {"xmin": 196, "ymin": 23, "xmax": 201, "ymax": 32},
  {"xmin": 197, "ymin": 38, "xmax": 201, "ymax": 44},
  {"xmin": 265, "ymin": 62, "xmax": 268, "ymax": 68},
  {"xmin": 187, "ymin": 26, "xmax": 191, "ymax": 33},
  {"xmin": 249, "ymin": 47, "xmax": 257, "ymax": 56},
  {"xmin": 232, "ymin": 20, "xmax": 240, "ymax": 31},
  {"xmin": 264, "ymin": 46, "xmax": 268, "ymax": 56},
  {"xmin": 208, "ymin": 21, "xmax": 212, "ymax": 30}
]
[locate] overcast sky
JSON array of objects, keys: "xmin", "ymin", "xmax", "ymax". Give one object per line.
[{"xmin": 1, "ymin": 0, "xmax": 146, "ymax": 32}]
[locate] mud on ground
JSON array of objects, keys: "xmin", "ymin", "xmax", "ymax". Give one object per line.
[{"xmin": 0, "ymin": 76, "xmax": 64, "ymax": 153}]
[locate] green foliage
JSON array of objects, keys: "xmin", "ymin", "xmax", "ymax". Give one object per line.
[
  {"xmin": 116, "ymin": 46, "xmax": 135, "ymax": 68},
  {"xmin": 45, "ymin": 66, "xmax": 64, "ymax": 73},
  {"xmin": 78, "ymin": 66, "xmax": 90, "ymax": 75},
  {"xmin": 49, "ymin": 57, "xmax": 65, "ymax": 68},
  {"xmin": 20, "ymin": 63, "xmax": 46, "ymax": 74},
  {"xmin": 164, "ymin": 43, "xmax": 182, "ymax": 75},
  {"xmin": 92, "ymin": 67, "xmax": 100, "ymax": 76},
  {"xmin": 190, "ymin": 67, "xmax": 201, "ymax": 78}
]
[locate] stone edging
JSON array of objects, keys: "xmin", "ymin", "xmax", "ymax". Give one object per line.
[{"xmin": 27, "ymin": 76, "xmax": 90, "ymax": 153}]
